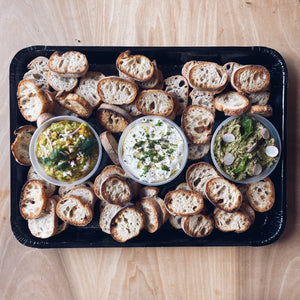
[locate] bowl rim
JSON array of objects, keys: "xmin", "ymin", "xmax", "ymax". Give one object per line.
[
  {"xmin": 118, "ymin": 115, "xmax": 188, "ymax": 186},
  {"xmin": 210, "ymin": 113, "xmax": 282, "ymax": 184},
  {"xmin": 29, "ymin": 115, "xmax": 102, "ymax": 187}
]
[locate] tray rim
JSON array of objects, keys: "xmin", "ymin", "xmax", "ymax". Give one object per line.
[{"xmin": 10, "ymin": 45, "xmax": 288, "ymax": 248}]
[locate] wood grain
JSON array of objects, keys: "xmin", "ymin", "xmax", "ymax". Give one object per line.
[{"xmin": 1, "ymin": 0, "xmax": 300, "ymax": 299}]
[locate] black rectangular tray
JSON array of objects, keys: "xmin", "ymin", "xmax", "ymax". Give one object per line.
[{"xmin": 10, "ymin": 46, "xmax": 287, "ymax": 248}]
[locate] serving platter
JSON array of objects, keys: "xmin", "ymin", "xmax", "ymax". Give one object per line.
[{"xmin": 10, "ymin": 46, "xmax": 287, "ymax": 248}]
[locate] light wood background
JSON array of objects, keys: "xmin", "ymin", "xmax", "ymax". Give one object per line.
[{"xmin": 1, "ymin": 0, "xmax": 299, "ymax": 299}]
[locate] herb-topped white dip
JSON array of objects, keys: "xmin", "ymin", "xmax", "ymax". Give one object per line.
[{"xmin": 120, "ymin": 117, "xmax": 186, "ymax": 184}]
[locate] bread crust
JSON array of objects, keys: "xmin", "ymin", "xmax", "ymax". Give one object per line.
[
  {"xmin": 100, "ymin": 131, "xmax": 120, "ymax": 165},
  {"xmin": 181, "ymin": 213, "xmax": 214, "ymax": 237},
  {"xmin": 247, "ymin": 104, "xmax": 273, "ymax": 117}
]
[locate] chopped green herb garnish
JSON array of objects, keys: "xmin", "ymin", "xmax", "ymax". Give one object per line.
[
  {"xmin": 155, "ymin": 120, "xmax": 162, "ymax": 126},
  {"xmin": 143, "ymin": 165, "xmax": 150, "ymax": 174},
  {"xmin": 161, "ymin": 165, "xmax": 170, "ymax": 171},
  {"xmin": 78, "ymin": 136, "xmax": 97, "ymax": 155}
]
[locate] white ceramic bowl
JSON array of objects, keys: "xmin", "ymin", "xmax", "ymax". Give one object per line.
[
  {"xmin": 29, "ymin": 116, "xmax": 102, "ymax": 186},
  {"xmin": 118, "ymin": 116, "xmax": 188, "ymax": 186},
  {"xmin": 210, "ymin": 114, "xmax": 281, "ymax": 184}
]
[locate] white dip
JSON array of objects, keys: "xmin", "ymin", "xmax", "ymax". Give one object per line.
[{"xmin": 121, "ymin": 117, "xmax": 185, "ymax": 183}]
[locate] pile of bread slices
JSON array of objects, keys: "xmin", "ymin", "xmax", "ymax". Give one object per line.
[{"xmin": 12, "ymin": 49, "xmax": 275, "ymax": 242}]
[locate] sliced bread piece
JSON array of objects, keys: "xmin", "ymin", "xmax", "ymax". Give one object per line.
[
  {"xmin": 231, "ymin": 65, "xmax": 270, "ymax": 93},
  {"xmin": 239, "ymin": 201, "xmax": 256, "ymax": 224},
  {"xmin": 28, "ymin": 197, "xmax": 58, "ymax": 239},
  {"xmin": 17, "ymin": 79, "xmax": 53, "ymax": 121},
  {"xmin": 223, "ymin": 62, "xmax": 243, "ymax": 78},
  {"xmin": 153, "ymin": 196, "xmax": 170, "ymax": 223},
  {"xmin": 58, "ymin": 181, "xmax": 94, "ymax": 198},
  {"xmin": 47, "ymin": 71, "xmax": 78, "ymax": 92},
  {"xmin": 100, "ymin": 174, "xmax": 132, "ymax": 205},
  {"xmin": 96, "ymin": 103, "xmax": 133, "ymax": 133},
  {"xmin": 213, "ymin": 208, "xmax": 251, "ymax": 233},
  {"xmin": 65, "ymin": 186, "xmax": 97, "ymax": 208},
  {"xmin": 99, "ymin": 204, "xmax": 123, "ymax": 234},
  {"xmin": 164, "ymin": 75, "xmax": 189, "ymax": 115},
  {"xmin": 27, "ymin": 166, "xmax": 56, "ymax": 197},
  {"xmin": 11, "ymin": 125, "xmax": 36, "ymax": 166},
  {"xmin": 137, "ymin": 60, "xmax": 160, "ymax": 89},
  {"xmin": 55, "ymin": 92, "xmax": 93, "ymax": 117},
  {"xmin": 52, "ymin": 101, "xmax": 78, "ymax": 117},
  {"xmin": 189, "ymin": 89, "xmax": 215, "ymax": 115},
  {"xmin": 205, "ymin": 177, "xmax": 242, "ymax": 212},
  {"xmin": 175, "ymin": 183, "xmax": 191, "ymax": 191},
  {"xmin": 164, "ymin": 190, "xmax": 204, "ymax": 217},
  {"xmin": 116, "ymin": 50, "xmax": 154, "ymax": 82},
  {"xmin": 246, "ymin": 177, "xmax": 275, "ymax": 212},
  {"xmin": 136, "ymin": 197, "xmax": 164, "ymax": 233},
  {"xmin": 56, "ymin": 195, "xmax": 93, "ymax": 226},
  {"xmin": 188, "ymin": 141, "xmax": 210, "ymax": 160},
  {"xmin": 48, "ymin": 51, "xmax": 88, "ymax": 78},
  {"xmin": 97, "ymin": 76, "xmax": 138, "ymax": 105},
  {"xmin": 181, "ymin": 60, "xmax": 203, "ymax": 81},
  {"xmin": 169, "ymin": 215, "xmax": 182, "ymax": 229},
  {"xmin": 139, "ymin": 186, "xmax": 160, "ymax": 198},
  {"xmin": 214, "ymin": 91, "xmax": 250, "ymax": 116},
  {"xmin": 247, "ymin": 91, "xmax": 270, "ymax": 105},
  {"xmin": 182, "ymin": 105, "xmax": 214, "ymax": 145},
  {"xmin": 110, "ymin": 206, "xmax": 145, "ymax": 242},
  {"xmin": 120, "ymin": 101, "xmax": 142, "ymax": 117},
  {"xmin": 20, "ymin": 180, "xmax": 47, "ymax": 220},
  {"xmin": 100, "ymin": 131, "xmax": 120, "ymax": 165},
  {"xmin": 75, "ymin": 71, "xmax": 105, "ymax": 108},
  {"xmin": 37, "ymin": 113, "xmax": 56, "ymax": 127},
  {"xmin": 247, "ymin": 104, "xmax": 273, "ymax": 117},
  {"xmin": 186, "ymin": 162, "xmax": 219, "ymax": 197},
  {"xmin": 135, "ymin": 89, "xmax": 174, "ymax": 117},
  {"xmin": 189, "ymin": 62, "xmax": 228, "ymax": 92},
  {"xmin": 181, "ymin": 213, "xmax": 214, "ymax": 237}
]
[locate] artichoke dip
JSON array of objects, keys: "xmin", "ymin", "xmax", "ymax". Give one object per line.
[
  {"xmin": 120, "ymin": 117, "xmax": 186, "ymax": 183},
  {"xmin": 213, "ymin": 114, "xmax": 279, "ymax": 181},
  {"xmin": 36, "ymin": 120, "xmax": 99, "ymax": 182}
]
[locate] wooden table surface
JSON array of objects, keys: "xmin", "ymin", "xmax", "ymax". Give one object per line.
[{"xmin": 1, "ymin": 0, "xmax": 299, "ymax": 299}]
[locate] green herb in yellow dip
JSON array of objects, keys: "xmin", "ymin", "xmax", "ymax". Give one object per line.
[
  {"xmin": 36, "ymin": 120, "xmax": 98, "ymax": 182},
  {"xmin": 213, "ymin": 114, "xmax": 279, "ymax": 181}
]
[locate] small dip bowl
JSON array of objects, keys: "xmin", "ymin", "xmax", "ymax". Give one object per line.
[
  {"xmin": 211, "ymin": 114, "xmax": 281, "ymax": 184},
  {"xmin": 29, "ymin": 116, "xmax": 102, "ymax": 186},
  {"xmin": 118, "ymin": 116, "xmax": 188, "ymax": 186}
]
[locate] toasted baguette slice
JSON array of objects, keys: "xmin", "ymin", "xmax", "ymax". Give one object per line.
[
  {"xmin": 153, "ymin": 196, "xmax": 170, "ymax": 223},
  {"xmin": 175, "ymin": 183, "xmax": 191, "ymax": 191},
  {"xmin": 27, "ymin": 166, "xmax": 56, "ymax": 197},
  {"xmin": 116, "ymin": 50, "xmax": 154, "ymax": 82},
  {"xmin": 205, "ymin": 177, "xmax": 242, "ymax": 212},
  {"xmin": 188, "ymin": 141, "xmax": 210, "ymax": 160},
  {"xmin": 164, "ymin": 190, "xmax": 204, "ymax": 217},
  {"xmin": 100, "ymin": 131, "xmax": 120, "ymax": 165},
  {"xmin": 37, "ymin": 113, "xmax": 56, "ymax": 127},
  {"xmin": 17, "ymin": 80, "xmax": 53, "ymax": 121},
  {"xmin": 181, "ymin": 213, "xmax": 214, "ymax": 237},
  {"xmin": 47, "ymin": 71, "xmax": 78, "ymax": 92},
  {"xmin": 11, "ymin": 125, "xmax": 36, "ymax": 166},
  {"xmin": 20, "ymin": 180, "xmax": 47, "ymax": 220},
  {"xmin": 110, "ymin": 206, "xmax": 145, "ymax": 242},
  {"xmin": 182, "ymin": 105, "xmax": 214, "ymax": 145},
  {"xmin": 239, "ymin": 201, "xmax": 255, "ymax": 224},
  {"xmin": 52, "ymin": 101, "xmax": 78, "ymax": 117},
  {"xmin": 164, "ymin": 75, "xmax": 189, "ymax": 115},
  {"xmin": 139, "ymin": 186, "xmax": 159, "ymax": 198},
  {"xmin": 213, "ymin": 208, "xmax": 251, "ymax": 233},
  {"xmin": 214, "ymin": 91, "xmax": 250, "ymax": 116},
  {"xmin": 101, "ymin": 174, "xmax": 132, "ymax": 205},
  {"xmin": 135, "ymin": 89, "xmax": 174, "ymax": 117},
  {"xmin": 189, "ymin": 62, "xmax": 228, "ymax": 91},
  {"xmin": 186, "ymin": 162, "xmax": 219, "ymax": 197},
  {"xmin": 247, "ymin": 104, "xmax": 273, "ymax": 117},
  {"xmin": 246, "ymin": 177, "xmax": 275, "ymax": 212},
  {"xmin": 189, "ymin": 89, "xmax": 215, "ymax": 114},
  {"xmin": 56, "ymin": 195, "xmax": 93, "ymax": 226},
  {"xmin": 97, "ymin": 76, "xmax": 138, "ymax": 105},
  {"xmin": 65, "ymin": 186, "xmax": 96, "ymax": 208},
  {"xmin": 136, "ymin": 197, "xmax": 163, "ymax": 233},
  {"xmin": 28, "ymin": 197, "xmax": 58, "ymax": 239},
  {"xmin": 48, "ymin": 51, "xmax": 88, "ymax": 78},
  {"xmin": 96, "ymin": 103, "xmax": 133, "ymax": 133},
  {"xmin": 58, "ymin": 181, "xmax": 94, "ymax": 198},
  {"xmin": 99, "ymin": 204, "xmax": 123, "ymax": 234},
  {"xmin": 55, "ymin": 92, "xmax": 93, "ymax": 117},
  {"xmin": 223, "ymin": 62, "xmax": 243, "ymax": 78},
  {"xmin": 231, "ymin": 65, "xmax": 270, "ymax": 93},
  {"xmin": 55, "ymin": 221, "xmax": 69, "ymax": 235},
  {"xmin": 152, "ymin": 69, "xmax": 164, "ymax": 89},
  {"xmin": 247, "ymin": 91, "xmax": 270, "ymax": 105},
  {"xmin": 169, "ymin": 215, "xmax": 182, "ymax": 229},
  {"xmin": 75, "ymin": 71, "xmax": 105, "ymax": 108}
]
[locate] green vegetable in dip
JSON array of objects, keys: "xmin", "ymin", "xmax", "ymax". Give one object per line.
[
  {"xmin": 213, "ymin": 114, "xmax": 279, "ymax": 181},
  {"xmin": 36, "ymin": 120, "xmax": 98, "ymax": 182}
]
